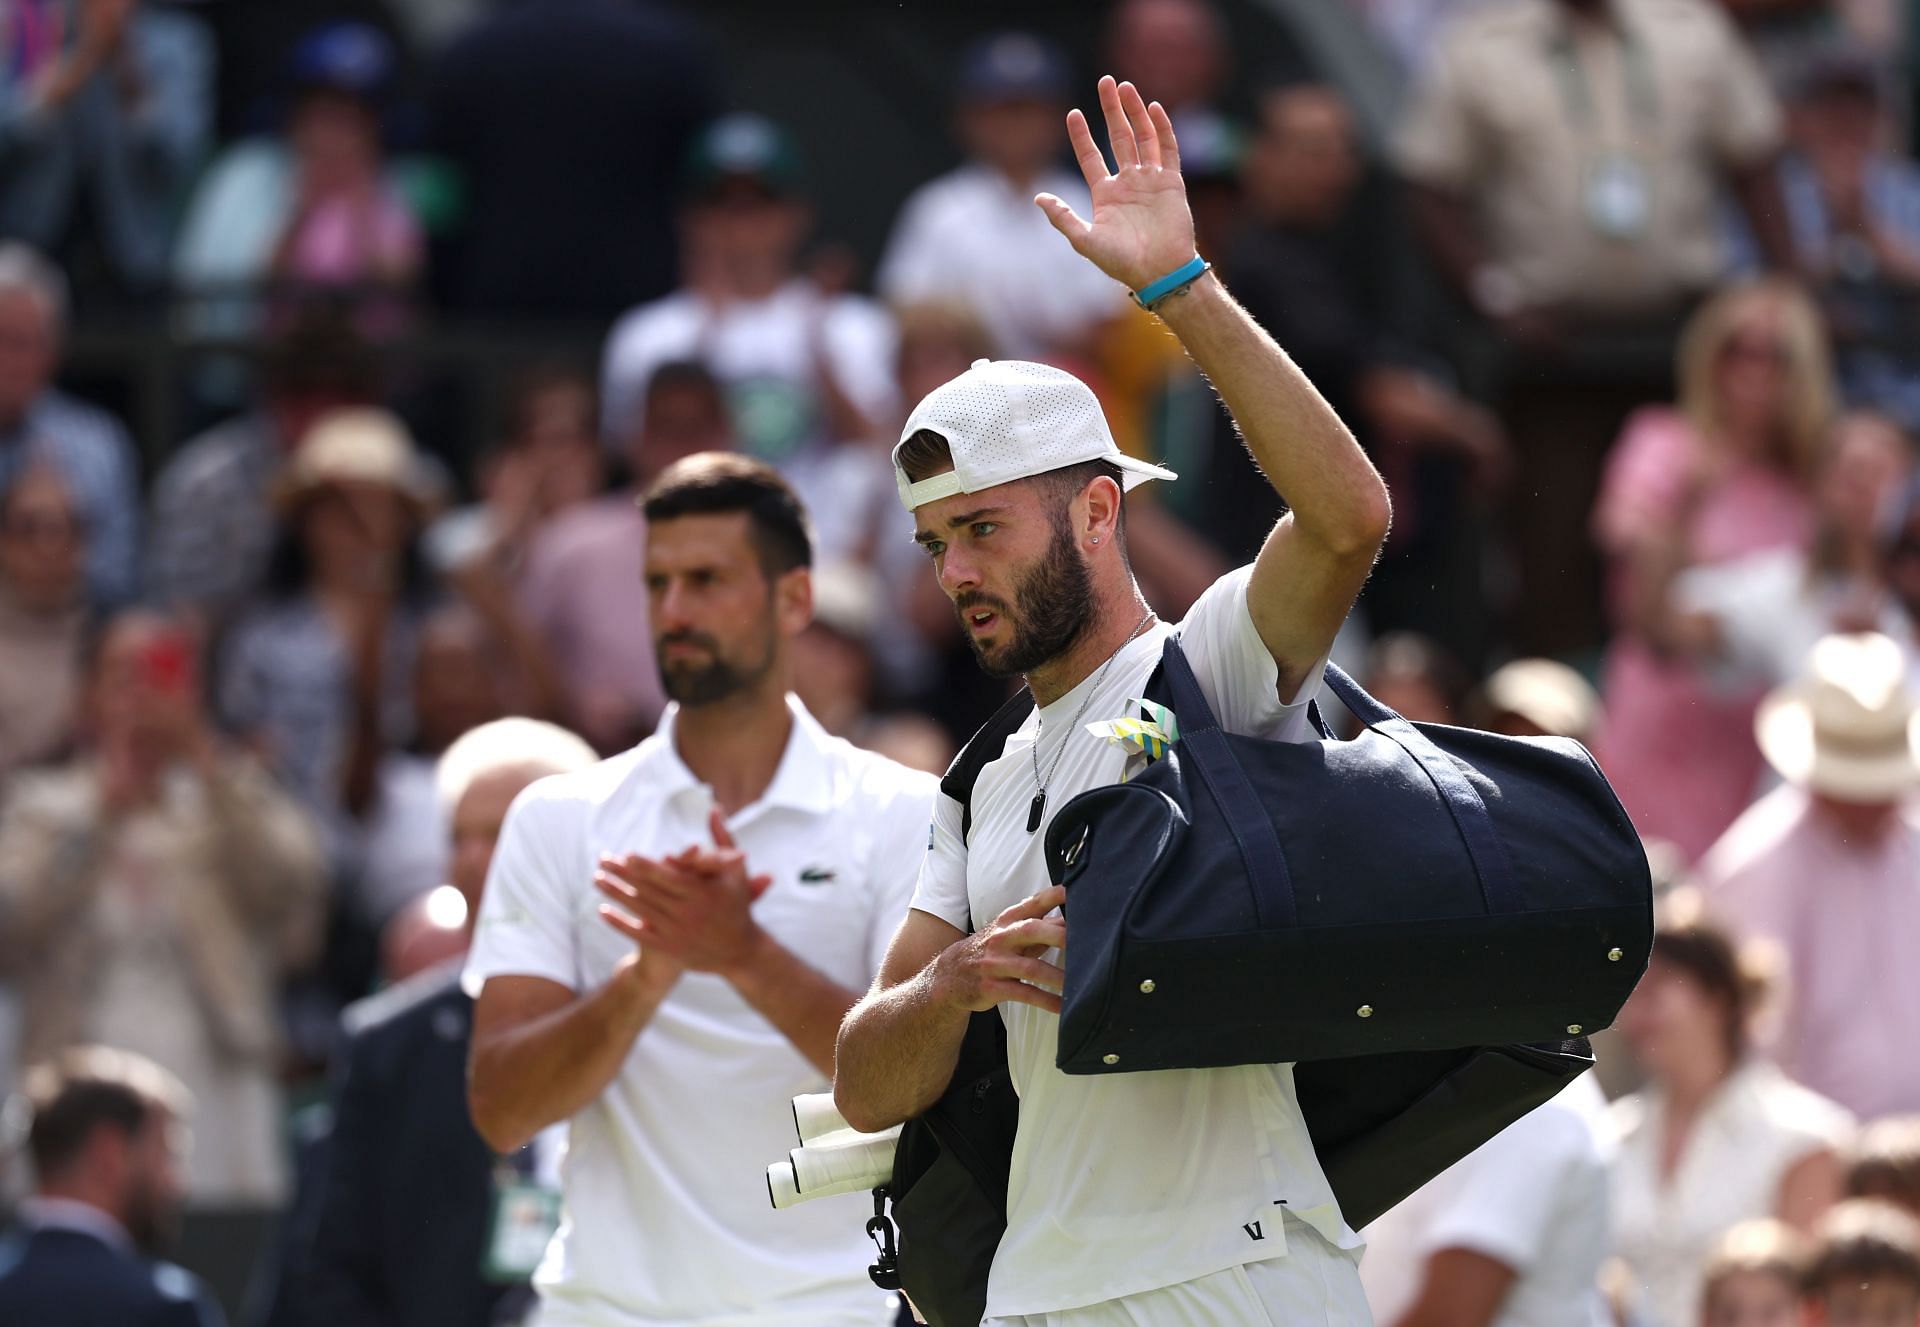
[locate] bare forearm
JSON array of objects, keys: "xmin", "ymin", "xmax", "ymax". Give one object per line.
[
  {"xmin": 722, "ymin": 929, "xmax": 861, "ymax": 1078},
  {"xmin": 834, "ymin": 966, "xmax": 970, "ymax": 1134},
  {"xmin": 1157, "ymin": 274, "xmax": 1388, "ymax": 554},
  {"xmin": 469, "ymin": 963, "xmax": 672, "ymax": 1152}
]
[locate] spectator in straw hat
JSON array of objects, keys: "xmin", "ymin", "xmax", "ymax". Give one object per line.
[
  {"xmin": 1480, "ymin": 658, "xmax": 1603, "ymax": 745},
  {"xmin": 1697, "ymin": 632, "xmax": 1920, "ymax": 1120},
  {"xmin": 218, "ymin": 407, "xmax": 442, "ymax": 870}
]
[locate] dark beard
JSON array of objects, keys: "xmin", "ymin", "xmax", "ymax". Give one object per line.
[
  {"xmin": 960, "ymin": 512, "xmax": 1095, "ymax": 678},
  {"xmin": 657, "ymin": 627, "xmax": 777, "ymax": 706},
  {"xmin": 122, "ymin": 1178, "xmax": 179, "ymax": 1257}
]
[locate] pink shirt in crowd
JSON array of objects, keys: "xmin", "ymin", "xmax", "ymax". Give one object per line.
[
  {"xmin": 1697, "ymin": 784, "xmax": 1920, "ymax": 1121},
  {"xmin": 518, "ymin": 494, "xmax": 665, "ymax": 751},
  {"xmin": 1591, "ymin": 408, "xmax": 1814, "ymax": 863}
]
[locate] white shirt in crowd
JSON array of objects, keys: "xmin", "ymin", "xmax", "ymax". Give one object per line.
[
  {"xmin": 598, "ymin": 280, "xmax": 899, "ymax": 564},
  {"xmin": 1609, "ymin": 1059, "xmax": 1854, "ymax": 1327},
  {"xmin": 910, "ymin": 567, "xmax": 1361, "ymax": 1318},
  {"xmin": 463, "ymin": 696, "xmax": 937, "ymax": 1327},
  {"xmin": 878, "ymin": 164, "xmax": 1125, "ymax": 361},
  {"xmin": 1361, "ymin": 1076, "xmax": 1615, "ymax": 1327}
]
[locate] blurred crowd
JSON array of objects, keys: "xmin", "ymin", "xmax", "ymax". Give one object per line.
[{"xmin": 4, "ymin": 0, "xmax": 1920, "ymax": 1325}]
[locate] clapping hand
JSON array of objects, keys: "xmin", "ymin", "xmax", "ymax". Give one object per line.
[
  {"xmin": 1036, "ymin": 76, "xmax": 1198, "ymax": 295},
  {"xmin": 595, "ymin": 810, "xmax": 774, "ymax": 977}
]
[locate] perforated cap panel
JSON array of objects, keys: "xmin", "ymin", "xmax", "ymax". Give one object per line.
[{"xmin": 893, "ymin": 359, "xmax": 1177, "ymax": 510}]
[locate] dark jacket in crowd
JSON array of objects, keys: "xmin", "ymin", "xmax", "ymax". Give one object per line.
[
  {"xmin": 301, "ymin": 965, "xmax": 515, "ymax": 1327},
  {"xmin": 426, "ymin": 0, "xmax": 722, "ymax": 319},
  {"xmin": 0, "ymin": 1224, "xmax": 225, "ymax": 1327}
]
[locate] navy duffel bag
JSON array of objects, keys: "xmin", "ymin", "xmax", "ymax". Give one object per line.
[{"xmin": 1043, "ymin": 634, "xmax": 1652, "ymax": 1075}]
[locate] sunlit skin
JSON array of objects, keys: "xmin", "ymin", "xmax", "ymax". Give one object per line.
[
  {"xmin": 1704, "ymin": 1270, "xmax": 1803, "ymax": 1327},
  {"xmin": 644, "ymin": 512, "xmax": 806, "ymax": 710},
  {"xmin": 912, "ymin": 473, "xmax": 1143, "ymax": 706}
]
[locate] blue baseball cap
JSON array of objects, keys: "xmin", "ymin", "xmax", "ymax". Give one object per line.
[
  {"xmin": 289, "ymin": 22, "xmax": 395, "ymax": 100},
  {"xmin": 956, "ymin": 32, "xmax": 1073, "ymax": 104}
]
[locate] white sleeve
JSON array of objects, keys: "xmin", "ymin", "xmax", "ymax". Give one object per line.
[
  {"xmin": 1174, "ymin": 566, "xmax": 1328, "ymax": 743},
  {"xmin": 907, "ymin": 791, "xmax": 970, "ymax": 933},
  {"xmin": 823, "ymin": 297, "xmax": 900, "ymax": 430},
  {"xmin": 461, "ymin": 781, "xmax": 585, "ymax": 996},
  {"xmin": 863, "ymin": 769, "xmax": 941, "ymax": 974},
  {"xmin": 1416, "ymin": 1108, "xmax": 1584, "ymax": 1274},
  {"xmin": 875, "ymin": 185, "xmax": 945, "ymax": 306}
]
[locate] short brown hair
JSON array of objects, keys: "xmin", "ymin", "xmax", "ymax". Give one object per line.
[
  {"xmin": 641, "ymin": 451, "xmax": 812, "ymax": 576},
  {"xmin": 1803, "ymin": 1200, "xmax": 1920, "ymax": 1299},
  {"xmin": 25, "ymin": 1047, "xmax": 189, "ymax": 1181},
  {"xmin": 1848, "ymin": 1117, "xmax": 1920, "ymax": 1217},
  {"xmin": 896, "ymin": 428, "xmax": 1126, "ymax": 538},
  {"xmin": 1650, "ymin": 889, "xmax": 1773, "ymax": 1061},
  {"xmin": 1701, "ymin": 1220, "xmax": 1810, "ymax": 1314}
]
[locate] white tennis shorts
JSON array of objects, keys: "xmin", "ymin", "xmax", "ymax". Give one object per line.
[{"xmin": 982, "ymin": 1218, "xmax": 1372, "ymax": 1327}]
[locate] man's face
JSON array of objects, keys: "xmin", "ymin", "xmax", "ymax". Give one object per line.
[
  {"xmin": 0, "ymin": 290, "xmax": 57, "ymax": 425},
  {"xmin": 913, "ymin": 478, "xmax": 1095, "ymax": 679},
  {"xmin": 449, "ymin": 766, "xmax": 541, "ymax": 914},
  {"xmin": 0, "ymin": 468, "xmax": 85, "ymax": 613},
  {"xmin": 1108, "ymin": 0, "xmax": 1224, "ymax": 110},
  {"xmin": 632, "ymin": 383, "xmax": 731, "ymax": 483},
  {"xmin": 119, "ymin": 1113, "xmax": 186, "ymax": 1256},
  {"xmin": 958, "ymin": 98, "xmax": 1065, "ymax": 181},
  {"xmin": 89, "ymin": 614, "xmax": 200, "ymax": 751},
  {"xmin": 646, "ymin": 512, "xmax": 795, "ymax": 706},
  {"xmin": 1814, "ymin": 1277, "xmax": 1920, "ymax": 1327},
  {"xmin": 685, "ymin": 181, "xmax": 807, "ymax": 275},
  {"xmin": 1244, "ymin": 88, "xmax": 1358, "ymax": 227},
  {"xmin": 1794, "ymin": 87, "xmax": 1882, "ymax": 171}
]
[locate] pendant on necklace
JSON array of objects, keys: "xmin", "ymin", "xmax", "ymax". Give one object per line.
[{"xmin": 1027, "ymin": 791, "xmax": 1047, "ymax": 833}]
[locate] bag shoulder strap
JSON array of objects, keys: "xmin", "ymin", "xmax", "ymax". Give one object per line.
[{"xmin": 940, "ymin": 686, "xmax": 1036, "ymax": 847}]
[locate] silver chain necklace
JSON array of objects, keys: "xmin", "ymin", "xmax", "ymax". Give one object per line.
[{"xmin": 1027, "ymin": 607, "xmax": 1156, "ymax": 833}]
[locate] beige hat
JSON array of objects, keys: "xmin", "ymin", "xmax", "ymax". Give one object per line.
[
  {"xmin": 1484, "ymin": 658, "xmax": 1601, "ymax": 741},
  {"xmin": 274, "ymin": 407, "xmax": 437, "ymax": 513},
  {"xmin": 1756, "ymin": 632, "xmax": 1920, "ymax": 802}
]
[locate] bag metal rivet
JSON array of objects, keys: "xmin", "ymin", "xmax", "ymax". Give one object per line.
[
  {"xmin": 1102, "ymin": 1053, "xmax": 1121, "ymax": 1065},
  {"xmin": 1357, "ymin": 1005, "xmax": 1373, "ymax": 1018},
  {"xmin": 1607, "ymin": 948, "xmax": 1623, "ymax": 962},
  {"xmin": 1567, "ymin": 1024, "xmax": 1583, "ymax": 1035},
  {"xmin": 1138, "ymin": 979, "xmax": 1156, "ymax": 994}
]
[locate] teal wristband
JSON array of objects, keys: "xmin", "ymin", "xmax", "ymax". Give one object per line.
[{"xmin": 1132, "ymin": 256, "xmax": 1211, "ymax": 310}]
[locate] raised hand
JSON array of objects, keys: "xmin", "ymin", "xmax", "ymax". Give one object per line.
[
  {"xmin": 1036, "ymin": 76, "xmax": 1197, "ymax": 294},
  {"xmin": 932, "ymin": 886, "xmax": 1069, "ymax": 1016}
]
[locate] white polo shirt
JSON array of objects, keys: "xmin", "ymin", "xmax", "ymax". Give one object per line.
[
  {"xmin": 463, "ymin": 697, "xmax": 936, "ymax": 1327},
  {"xmin": 910, "ymin": 567, "xmax": 1362, "ymax": 1318}
]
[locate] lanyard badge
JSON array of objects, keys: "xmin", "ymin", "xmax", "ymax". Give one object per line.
[{"xmin": 482, "ymin": 1162, "xmax": 563, "ymax": 1284}]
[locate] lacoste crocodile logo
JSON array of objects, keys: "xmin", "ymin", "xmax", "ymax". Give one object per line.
[{"xmin": 798, "ymin": 866, "xmax": 837, "ymax": 885}]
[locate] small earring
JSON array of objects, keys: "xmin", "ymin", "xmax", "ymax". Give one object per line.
[{"xmin": 1091, "ymin": 536, "xmax": 1101, "ymax": 545}]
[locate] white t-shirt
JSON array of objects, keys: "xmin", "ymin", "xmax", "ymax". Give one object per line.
[
  {"xmin": 910, "ymin": 567, "xmax": 1360, "ymax": 1317},
  {"xmin": 878, "ymin": 164, "xmax": 1125, "ymax": 361},
  {"xmin": 1360, "ymin": 1076, "xmax": 1615, "ymax": 1327},
  {"xmin": 598, "ymin": 281, "xmax": 898, "ymax": 565},
  {"xmin": 462, "ymin": 697, "xmax": 936, "ymax": 1327}
]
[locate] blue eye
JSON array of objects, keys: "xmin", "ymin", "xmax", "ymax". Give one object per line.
[
  {"xmin": 972, "ymin": 522, "xmax": 997, "ymax": 538},
  {"xmin": 923, "ymin": 540, "xmax": 946, "ymax": 558}
]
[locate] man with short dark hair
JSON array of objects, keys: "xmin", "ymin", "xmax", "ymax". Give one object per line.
[
  {"xmin": 0, "ymin": 1046, "xmax": 223, "ymax": 1326},
  {"xmin": 835, "ymin": 77, "xmax": 1391, "ymax": 1323},
  {"xmin": 464, "ymin": 453, "xmax": 935, "ymax": 1325}
]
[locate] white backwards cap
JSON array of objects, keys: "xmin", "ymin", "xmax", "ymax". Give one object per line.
[{"xmin": 892, "ymin": 359, "xmax": 1177, "ymax": 512}]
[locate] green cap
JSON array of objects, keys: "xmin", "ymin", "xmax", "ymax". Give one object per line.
[{"xmin": 685, "ymin": 112, "xmax": 805, "ymax": 199}]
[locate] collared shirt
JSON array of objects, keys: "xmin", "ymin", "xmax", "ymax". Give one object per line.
[
  {"xmin": 462, "ymin": 696, "xmax": 935, "ymax": 1327},
  {"xmin": 1698, "ymin": 784, "xmax": 1920, "ymax": 1120},
  {"xmin": 15, "ymin": 1196, "xmax": 135, "ymax": 1254},
  {"xmin": 877, "ymin": 163, "xmax": 1125, "ymax": 361},
  {"xmin": 1395, "ymin": 0, "xmax": 1781, "ymax": 316},
  {"xmin": 910, "ymin": 568, "xmax": 1358, "ymax": 1317},
  {"xmin": 1609, "ymin": 1061, "xmax": 1852, "ymax": 1327},
  {"xmin": 0, "ymin": 389, "xmax": 140, "ymax": 606}
]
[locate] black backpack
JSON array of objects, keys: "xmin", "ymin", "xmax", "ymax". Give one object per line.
[{"xmin": 867, "ymin": 672, "xmax": 1600, "ymax": 1327}]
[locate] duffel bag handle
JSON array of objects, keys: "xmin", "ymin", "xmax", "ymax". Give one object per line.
[
  {"xmin": 1320, "ymin": 662, "xmax": 1525, "ymax": 916},
  {"xmin": 1160, "ymin": 636, "xmax": 1523, "ymax": 919},
  {"xmin": 1158, "ymin": 636, "xmax": 1297, "ymax": 927}
]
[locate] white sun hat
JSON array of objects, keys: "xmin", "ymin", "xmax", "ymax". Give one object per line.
[
  {"xmin": 1755, "ymin": 631, "xmax": 1920, "ymax": 802},
  {"xmin": 892, "ymin": 359, "xmax": 1177, "ymax": 512}
]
